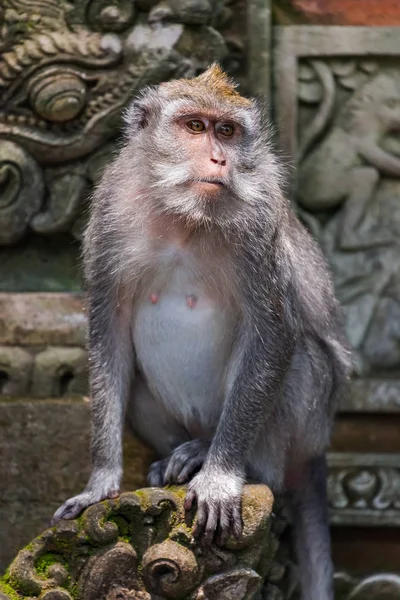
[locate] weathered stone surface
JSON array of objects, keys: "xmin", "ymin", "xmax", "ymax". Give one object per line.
[
  {"xmin": 31, "ymin": 347, "xmax": 88, "ymax": 397},
  {"xmin": 0, "ymin": 347, "xmax": 33, "ymax": 396},
  {"xmin": 0, "ymin": 294, "xmax": 86, "ymax": 346},
  {"xmin": 0, "ymin": 398, "xmax": 153, "ymax": 572},
  {"xmin": 0, "ymin": 486, "xmax": 276, "ymax": 599},
  {"xmin": 273, "ymin": 0, "xmax": 400, "ymax": 25}
]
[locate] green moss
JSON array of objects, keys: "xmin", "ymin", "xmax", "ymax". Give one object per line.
[
  {"xmin": 69, "ymin": 582, "xmax": 79, "ymax": 599},
  {"xmin": 0, "ymin": 579, "xmax": 20, "ymax": 600},
  {"xmin": 108, "ymin": 515, "xmax": 131, "ymax": 541},
  {"xmin": 35, "ymin": 552, "xmax": 65, "ymax": 577},
  {"xmin": 2, "ymin": 567, "xmax": 36, "ymax": 598}
]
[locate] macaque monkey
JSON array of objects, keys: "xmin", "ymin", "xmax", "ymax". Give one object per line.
[{"xmin": 53, "ymin": 65, "xmax": 351, "ymax": 600}]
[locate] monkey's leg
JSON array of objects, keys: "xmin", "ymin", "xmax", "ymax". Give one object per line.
[
  {"xmin": 289, "ymin": 455, "xmax": 333, "ymax": 600},
  {"xmin": 126, "ymin": 377, "xmax": 193, "ymax": 487},
  {"xmin": 339, "ymin": 167, "xmax": 393, "ymax": 251}
]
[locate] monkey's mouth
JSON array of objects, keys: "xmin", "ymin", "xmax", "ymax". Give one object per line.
[{"xmin": 192, "ymin": 178, "xmax": 226, "ymax": 190}]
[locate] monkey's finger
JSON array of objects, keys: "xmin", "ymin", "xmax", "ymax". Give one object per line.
[
  {"xmin": 177, "ymin": 457, "xmax": 203, "ymax": 484},
  {"xmin": 193, "ymin": 502, "xmax": 208, "ymax": 539},
  {"xmin": 203, "ymin": 504, "xmax": 219, "ymax": 545},
  {"xmin": 216, "ymin": 504, "xmax": 231, "ymax": 546},
  {"xmin": 164, "ymin": 456, "xmax": 183, "ymax": 485},
  {"xmin": 231, "ymin": 503, "xmax": 243, "ymax": 539},
  {"xmin": 184, "ymin": 489, "xmax": 196, "ymax": 511},
  {"xmin": 148, "ymin": 460, "xmax": 167, "ymax": 487},
  {"xmin": 107, "ymin": 489, "xmax": 120, "ymax": 499},
  {"xmin": 51, "ymin": 498, "xmax": 86, "ymax": 525}
]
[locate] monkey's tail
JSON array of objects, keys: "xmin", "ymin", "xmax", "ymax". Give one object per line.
[{"xmin": 290, "ymin": 454, "xmax": 334, "ymax": 600}]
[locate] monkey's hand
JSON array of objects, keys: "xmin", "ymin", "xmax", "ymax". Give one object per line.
[
  {"xmin": 51, "ymin": 471, "xmax": 120, "ymax": 525},
  {"xmin": 185, "ymin": 469, "xmax": 244, "ymax": 545},
  {"xmin": 148, "ymin": 439, "xmax": 210, "ymax": 487}
]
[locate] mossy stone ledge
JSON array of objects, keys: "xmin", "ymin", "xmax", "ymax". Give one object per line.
[{"xmin": 0, "ymin": 485, "xmax": 279, "ymax": 600}]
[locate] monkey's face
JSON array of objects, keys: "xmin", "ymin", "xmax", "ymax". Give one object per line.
[
  {"xmin": 142, "ymin": 103, "xmax": 265, "ymax": 226},
  {"xmin": 123, "ymin": 81, "xmax": 277, "ymax": 228}
]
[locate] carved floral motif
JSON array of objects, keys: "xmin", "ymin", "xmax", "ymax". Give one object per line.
[
  {"xmin": 327, "ymin": 453, "xmax": 400, "ymax": 526},
  {"xmin": 0, "ymin": 486, "xmax": 276, "ymax": 600}
]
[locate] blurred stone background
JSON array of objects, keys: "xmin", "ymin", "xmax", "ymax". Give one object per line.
[{"xmin": 0, "ymin": 1, "xmax": 399, "ymax": 597}]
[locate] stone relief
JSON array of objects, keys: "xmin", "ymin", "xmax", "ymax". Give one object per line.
[
  {"xmin": 274, "ymin": 27, "xmax": 400, "ymax": 381},
  {"xmin": 0, "ymin": 0, "xmax": 237, "ymax": 249},
  {"xmin": 297, "ymin": 60, "xmax": 400, "ymax": 377},
  {"xmin": 0, "ymin": 486, "xmax": 277, "ymax": 600},
  {"xmin": 334, "ymin": 572, "xmax": 400, "ymax": 600},
  {"xmin": 327, "ymin": 453, "xmax": 400, "ymax": 526}
]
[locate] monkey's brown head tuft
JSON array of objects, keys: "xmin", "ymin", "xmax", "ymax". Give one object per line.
[{"xmin": 160, "ymin": 63, "xmax": 252, "ymax": 108}]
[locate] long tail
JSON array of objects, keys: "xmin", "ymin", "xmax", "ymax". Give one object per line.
[{"xmin": 289, "ymin": 454, "xmax": 334, "ymax": 600}]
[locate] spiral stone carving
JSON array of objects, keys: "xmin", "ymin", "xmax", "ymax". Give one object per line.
[
  {"xmin": 29, "ymin": 71, "xmax": 88, "ymax": 123},
  {"xmin": 142, "ymin": 540, "xmax": 202, "ymax": 597},
  {"xmin": 0, "ymin": 140, "xmax": 44, "ymax": 244},
  {"xmin": 0, "ymin": 486, "xmax": 276, "ymax": 600}
]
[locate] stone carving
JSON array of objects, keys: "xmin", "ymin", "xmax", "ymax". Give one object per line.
[
  {"xmin": 273, "ymin": 26, "xmax": 400, "ymax": 383},
  {"xmin": 327, "ymin": 453, "xmax": 400, "ymax": 526},
  {"xmin": 0, "ymin": 0, "xmax": 232, "ymax": 249},
  {"xmin": 0, "ymin": 293, "xmax": 87, "ymax": 398},
  {"xmin": 0, "ymin": 485, "xmax": 277, "ymax": 600},
  {"xmin": 335, "ymin": 572, "xmax": 400, "ymax": 599}
]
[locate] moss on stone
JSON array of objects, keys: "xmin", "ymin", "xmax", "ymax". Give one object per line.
[
  {"xmin": 108, "ymin": 515, "xmax": 131, "ymax": 540},
  {"xmin": 0, "ymin": 579, "xmax": 20, "ymax": 600},
  {"xmin": 35, "ymin": 552, "xmax": 65, "ymax": 577},
  {"xmin": 0, "ymin": 570, "xmax": 21, "ymax": 600}
]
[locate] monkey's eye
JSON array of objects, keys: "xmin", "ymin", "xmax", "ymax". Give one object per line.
[
  {"xmin": 186, "ymin": 119, "xmax": 205, "ymax": 133},
  {"xmin": 217, "ymin": 123, "xmax": 235, "ymax": 137}
]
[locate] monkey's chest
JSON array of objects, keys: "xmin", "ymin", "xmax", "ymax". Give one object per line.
[{"xmin": 132, "ymin": 270, "xmax": 236, "ymax": 426}]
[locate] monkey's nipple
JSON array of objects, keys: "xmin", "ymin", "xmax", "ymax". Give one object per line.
[
  {"xmin": 186, "ymin": 294, "xmax": 197, "ymax": 309},
  {"xmin": 150, "ymin": 292, "xmax": 158, "ymax": 304}
]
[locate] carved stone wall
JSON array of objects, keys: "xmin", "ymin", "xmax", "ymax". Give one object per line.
[{"xmin": 273, "ymin": 24, "xmax": 400, "ymax": 597}]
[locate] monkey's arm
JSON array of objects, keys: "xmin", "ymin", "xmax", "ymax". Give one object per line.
[
  {"xmin": 52, "ymin": 226, "xmax": 135, "ymax": 523},
  {"xmin": 186, "ymin": 266, "xmax": 297, "ymax": 543}
]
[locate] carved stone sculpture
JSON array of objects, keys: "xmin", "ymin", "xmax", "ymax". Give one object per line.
[
  {"xmin": 274, "ymin": 25, "xmax": 400, "ymax": 387},
  {"xmin": 0, "ymin": 485, "xmax": 278, "ymax": 600}
]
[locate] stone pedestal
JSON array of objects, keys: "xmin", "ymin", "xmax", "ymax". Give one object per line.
[{"xmin": 0, "ymin": 486, "xmax": 278, "ymax": 600}]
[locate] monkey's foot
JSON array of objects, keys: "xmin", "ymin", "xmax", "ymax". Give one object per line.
[
  {"xmin": 51, "ymin": 487, "xmax": 120, "ymax": 525},
  {"xmin": 147, "ymin": 439, "xmax": 210, "ymax": 487},
  {"xmin": 147, "ymin": 457, "xmax": 170, "ymax": 487},
  {"xmin": 185, "ymin": 469, "xmax": 244, "ymax": 545}
]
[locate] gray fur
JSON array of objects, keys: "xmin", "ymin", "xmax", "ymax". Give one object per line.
[{"xmin": 52, "ymin": 72, "xmax": 351, "ymax": 600}]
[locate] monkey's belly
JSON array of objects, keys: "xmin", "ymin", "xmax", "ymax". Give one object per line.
[{"xmin": 132, "ymin": 286, "xmax": 236, "ymax": 433}]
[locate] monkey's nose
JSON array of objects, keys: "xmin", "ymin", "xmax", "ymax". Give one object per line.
[{"xmin": 210, "ymin": 157, "xmax": 226, "ymax": 167}]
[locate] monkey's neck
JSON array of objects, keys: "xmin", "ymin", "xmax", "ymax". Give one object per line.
[{"xmin": 147, "ymin": 213, "xmax": 197, "ymax": 249}]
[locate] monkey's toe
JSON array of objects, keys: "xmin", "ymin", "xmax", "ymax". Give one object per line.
[
  {"xmin": 147, "ymin": 458, "xmax": 169, "ymax": 487},
  {"xmin": 51, "ymin": 495, "xmax": 89, "ymax": 525},
  {"xmin": 163, "ymin": 439, "xmax": 209, "ymax": 485}
]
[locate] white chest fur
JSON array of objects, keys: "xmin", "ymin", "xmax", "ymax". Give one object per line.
[{"xmin": 132, "ymin": 251, "xmax": 238, "ymax": 433}]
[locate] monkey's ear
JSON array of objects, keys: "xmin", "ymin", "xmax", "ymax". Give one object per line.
[
  {"xmin": 123, "ymin": 90, "xmax": 157, "ymax": 135},
  {"xmin": 123, "ymin": 98, "xmax": 150, "ymax": 133}
]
